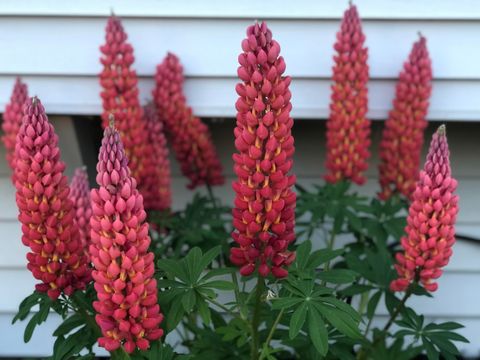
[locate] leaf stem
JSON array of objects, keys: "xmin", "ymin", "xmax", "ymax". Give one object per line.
[
  {"xmin": 251, "ymin": 276, "xmax": 265, "ymax": 360},
  {"xmin": 205, "ymin": 297, "xmax": 236, "ymax": 317},
  {"xmin": 259, "ymin": 308, "xmax": 285, "ymax": 360}
]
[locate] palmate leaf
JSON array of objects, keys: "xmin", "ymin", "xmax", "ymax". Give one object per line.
[
  {"xmin": 393, "ymin": 308, "xmax": 469, "ymax": 359},
  {"xmin": 317, "ymin": 269, "xmax": 358, "ymax": 284},
  {"xmin": 289, "ymin": 303, "xmax": 308, "ymax": 339},
  {"xmin": 308, "ymin": 304, "xmax": 328, "ymax": 356}
]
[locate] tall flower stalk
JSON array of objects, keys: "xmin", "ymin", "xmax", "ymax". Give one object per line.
[
  {"xmin": 325, "ymin": 4, "xmax": 370, "ymax": 185},
  {"xmin": 152, "ymin": 53, "xmax": 224, "ymax": 189},
  {"xmin": 379, "ymin": 35, "xmax": 432, "ymax": 200},
  {"xmin": 14, "ymin": 97, "xmax": 90, "ymax": 300},
  {"xmin": 89, "ymin": 118, "xmax": 163, "ymax": 353},
  {"xmin": 69, "ymin": 167, "xmax": 92, "ymax": 262},
  {"xmin": 231, "ymin": 21, "xmax": 296, "ymax": 279},
  {"xmin": 141, "ymin": 103, "xmax": 172, "ymax": 211},
  {"xmin": 391, "ymin": 125, "xmax": 458, "ymax": 293},
  {"xmin": 99, "ymin": 16, "xmax": 161, "ymax": 208},
  {"xmin": 2, "ymin": 77, "xmax": 28, "ymax": 180}
]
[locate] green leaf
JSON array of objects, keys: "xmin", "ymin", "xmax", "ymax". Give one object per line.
[
  {"xmin": 181, "ymin": 290, "xmax": 196, "ymax": 313},
  {"xmin": 196, "ymin": 295, "xmax": 211, "ymax": 326},
  {"xmin": 24, "ymin": 313, "xmax": 40, "ymax": 343},
  {"xmin": 12, "ymin": 291, "xmax": 42, "ymax": 324},
  {"xmin": 157, "ymin": 259, "xmax": 189, "ymax": 282},
  {"xmin": 422, "ymin": 337, "xmax": 440, "ymax": 360},
  {"xmin": 340, "ymin": 284, "xmax": 374, "ymax": 296},
  {"xmin": 295, "ymin": 241, "xmax": 312, "ymax": 270},
  {"xmin": 425, "ymin": 321, "xmax": 464, "ymax": 331},
  {"xmin": 197, "ymin": 246, "xmax": 222, "ymax": 279},
  {"xmin": 320, "ymin": 297, "xmax": 361, "ymax": 322},
  {"xmin": 307, "ymin": 249, "xmax": 343, "ymax": 269},
  {"xmin": 53, "ymin": 313, "xmax": 84, "ymax": 336},
  {"xmin": 271, "ymin": 297, "xmax": 303, "ymax": 310},
  {"xmin": 367, "ymin": 291, "xmax": 382, "ymax": 320},
  {"xmin": 308, "ymin": 306, "xmax": 328, "ymax": 355},
  {"xmin": 200, "ymin": 267, "xmax": 234, "ymax": 282},
  {"xmin": 166, "ymin": 300, "xmax": 184, "ymax": 331},
  {"xmin": 289, "ymin": 303, "xmax": 308, "ymax": 339},
  {"xmin": 428, "ymin": 335, "xmax": 459, "ymax": 355},
  {"xmin": 184, "ymin": 247, "xmax": 202, "ymax": 283},
  {"xmin": 314, "ymin": 303, "xmax": 361, "ymax": 340},
  {"xmin": 201, "ymin": 280, "xmax": 234, "ymax": 291},
  {"xmin": 317, "ymin": 269, "xmax": 358, "ymax": 284}
]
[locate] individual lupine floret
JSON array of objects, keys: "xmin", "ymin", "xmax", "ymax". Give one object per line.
[
  {"xmin": 390, "ymin": 125, "xmax": 458, "ymax": 292},
  {"xmin": 152, "ymin": 53, "xmax": 224, "ymax": 189},
  {"xmin": 140, "ymin": 103, "xmax": 171, "ymax": 211},
  {"xmin": 89, "ymin": 118, "xmax": 163, "ymax": 353},
  {"xmin": 2, "ymin": 77, "xmax": 28, "ymax": 178},
  {"xmin": 14, "ymin": 97, "xmax": 90, "ymax": 300},
  {"xmin": 99, "ymin": 16, "xmax": 151, "ymax": 194},
  {"xmin": 230, "ymin": 21, "xmax": 296, "ymax": 278},
  {"xmin": 69, "ymin": 167, "xmax": 92, "ymax": 261},
  {"xmin": 379, "ymin": 35, "xmax": 432, "ymax": 200},
  {"xmin": 325, "ymin": 4, "xmax": 370, "ymax": 185}
]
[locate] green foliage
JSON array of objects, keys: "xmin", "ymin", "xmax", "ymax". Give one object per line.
[
  {"xmin": 12, "ymin": 185, "xmax": 469, "ymax": 359},
  {"xmin": 393, "ymin": 308, "xmax": 469, "ymax": 360}
]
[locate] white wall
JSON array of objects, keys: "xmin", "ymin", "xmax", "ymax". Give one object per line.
[{"xmin": 1, "ymin": 0, "xmax": 480, "ymax": 357}]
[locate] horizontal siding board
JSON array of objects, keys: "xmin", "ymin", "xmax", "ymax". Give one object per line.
[
  {"xmin": 1, "ymin": 76, "xmax": 480, "ymax": 120},
  {"xmin": 1, "ymin": 267, "xmax": 478, "ymax": 316},
  {"xmin": 0, "ymin": 18, "xmax": 478, "ymax": 79},
  {"xmin": 2, "ymin": 175, "xmax": 479, "ymax": 223},
  {"xmin": 0, "ymin": 0, "xmax": 479, "ymax": 20}
]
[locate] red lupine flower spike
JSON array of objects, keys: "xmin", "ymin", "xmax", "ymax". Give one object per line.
[
  {"xmin": 231, "ymin": 21, "xmax": 296, "ymax": 278},
  {"xmin": 69, "ymin": 167, "xmax": 92, "ymax": 262},
  {"xmin": 152, "ymin": 53, "xmax": 224, "ymax": 189},
  {"xmin": 379, "ymin": 35, "xmax": 432, "ymax": 200},
  {"xmin": 14, "ymin": 97, "xmax": 90, "ymax": 300},
  {"xmin": 140, "ymin": 103, "xmax": 172, "ymax": 211},
  {"xmin": 325, "ymin": 4, "xmax": 371, "ymax": 185},
  {"xmin": 390, "ymin": 125, "xmax": 458, "ymax": 293},
  {"xmin": 2, "ymin": 77, "xmax": 28, "ymax": 181},
  {"xmin": 89, "ymin": 118, "xmax": 163, "ymax": 353},
  {"xmin": 99, "ymin": 16, "xmax": 155, "ymax": 201}
]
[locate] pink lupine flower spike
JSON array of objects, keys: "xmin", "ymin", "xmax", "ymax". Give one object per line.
[
  {"xmin": 153, "ymin": 53, "xmax": 224, "ymax": 189},
  {"xmin": 231, "ymin": 21, "xmax": 296, "ymax": 278},
  {"xmin": 379, "ymin": 35, "xmax": 432, "ymax": 200},
  {"xmin": 69, "ymin": 167, "xmax": 92, "ymax": 262},
  {"xmin": 89, "ymin": 116, "xmax": 163, "ymax": 353},
  {"xmin": 391, "ymin": 125, "xmax": 458, "ymax": 293},
  {"xmin": 325, "ymin": 4, "xmax": 371, "ymax": 185},
  {"xmin": 14, "ymin": 97, "xmax": 90, "ymax": 300},
  {"xmin": 2, "ymin": 77, "xmax": 28, "ymax": 180}
]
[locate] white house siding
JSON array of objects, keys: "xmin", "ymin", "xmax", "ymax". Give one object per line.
[{"xmin": 0, "ymin": 0, "xmax": 480, "ymax": 357}]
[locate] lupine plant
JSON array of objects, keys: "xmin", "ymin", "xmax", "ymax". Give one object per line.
[{"xmin": 9, "ymin": 4, "xmax": 469, "ymax": 360}]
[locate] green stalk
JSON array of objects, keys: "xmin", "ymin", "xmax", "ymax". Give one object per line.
[
  {"xmin": 259, "ymin": 308, "xmax": 285, "ymax": 360},
  {"xmin": 320, "ymin": 229, "xmax": 337, "ymax": 286},
  {"xmin": 250, "ymin": 276, "xmax": 265, "ymax": 360},
  {"xmin": 359, "ymin": 283, "xmax": 415, "ymax": 359}
]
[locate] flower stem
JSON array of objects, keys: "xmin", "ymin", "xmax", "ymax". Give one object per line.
[
  {"xmin": 251, "ymin": 276, "xmax": 265, "ymax": 360},
  {"xmin": 382, "ymin": 286, "xmax": 413, "ymax": 333},
  {"xmin": 206, "ymin": 183, "xmax": 217, "ymax": 210},
  {"xmin": 359, "ymin": 283, "xmax": 415, "ymax": 359},
  {"xmin": 320, "ymin": 229, "xmax": 337, "ymax": 286},
  {"xmin": 259, "ymin": 308, "xmax": 285, "ymax": 360}
]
